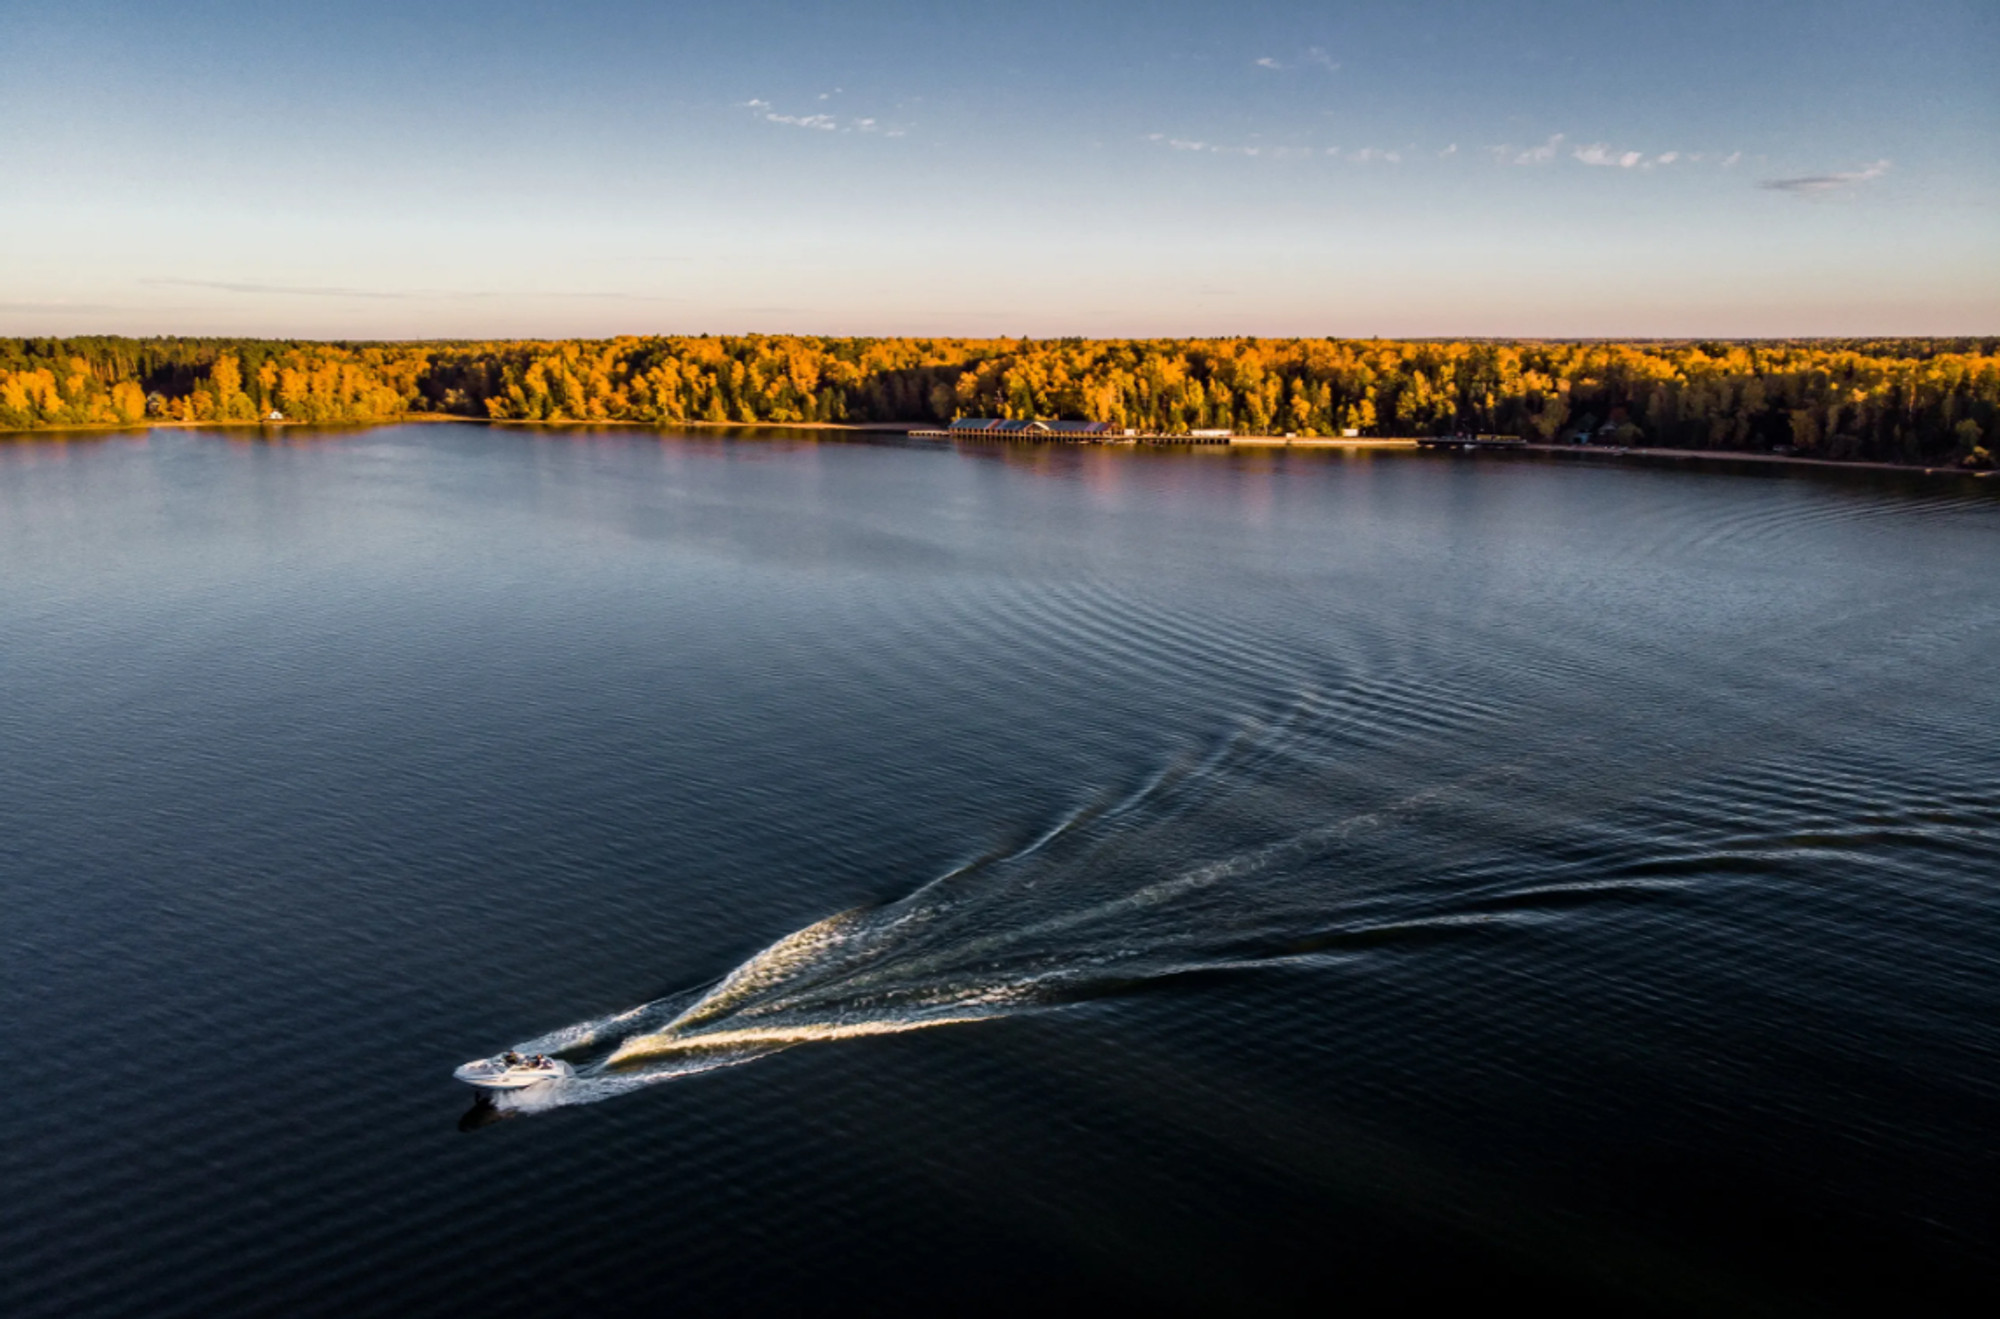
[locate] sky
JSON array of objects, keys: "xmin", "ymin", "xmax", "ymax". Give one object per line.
[{"xmin": 1, "ymin": 0, "xmax": 1994, "ymax": 339}]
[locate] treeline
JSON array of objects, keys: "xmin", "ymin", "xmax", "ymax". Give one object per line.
[{"xmin": 3, "ymin": 334, "xmax": 1995, "ymax": 467}]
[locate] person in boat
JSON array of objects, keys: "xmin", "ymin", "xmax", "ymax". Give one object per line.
[{"xmin": 503, "ymin": 1051, "xmax": 524, "ymax": 1067}]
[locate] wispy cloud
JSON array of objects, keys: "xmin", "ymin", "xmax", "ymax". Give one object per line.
[
  {"xmin": 1150, "ymin": 125, "xmax": 1735, "ymax": 178},
  {"xmin": 138, "ymin": 279, "xmax": 666, "ymax": 303},
  {"xmin": 1147, "ymin": 133, "xmax": 1389, "ymax": 162},
  {"xmin": 142, "ymin": 278, "xmax": 412, "ymax": 300},
  {"xmin": 1488, "ymin": 136, "xmax": 1723, "ymax": 171},
  {"xmin": 1572, "ymin": 142, "xmax": 1644, "ymax": 168},
  {"xmin": 0, "ymin": 301, "xmax": 117, "ymax": 314},
  {"xmin": 1253, "ymin": 46, "xmax": 1339, "ymax": 72},
  {"xmin": 744, "ymin": 97, "xmax": 903, "ymax": 135},
  {"xmin": 1146, "ymin": 134, "xmax": 1319, "ymax": 159},
  {"xmin": 1758, "ymin": 159, "xmax": 1890, "ymax": 195},
  {"xmin": 1501, "ymin": 134, "xmax": 1564, "ymax": 165}
]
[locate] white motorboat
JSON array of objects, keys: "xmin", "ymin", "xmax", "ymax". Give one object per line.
[{"xmin": 453, "ymin": 1052, "xmax": 574, "ymax": 1090}]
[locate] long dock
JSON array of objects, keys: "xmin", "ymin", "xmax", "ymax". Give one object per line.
[
  {"xmin": 895, "ymin": 426, "xmax": 1988, "ymax": 476},
  {"xmin": 909, "ymin": 428, "xmax": 1229, "ymax": 444},
  {"xmin": 1414, "ymin": 435, "xmax": 1529, "ymax": 451}
]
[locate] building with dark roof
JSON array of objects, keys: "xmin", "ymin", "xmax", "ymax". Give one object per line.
[{"xmin": 947, "ymin": 418, "xmax": 1117, "ymax": 438}]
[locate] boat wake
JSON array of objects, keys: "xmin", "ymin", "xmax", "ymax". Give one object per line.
[{"xmin": 463, "ymin": 690, "xmax": 1588, "ymax": 1117}]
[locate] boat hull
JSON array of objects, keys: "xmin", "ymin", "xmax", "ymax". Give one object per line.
[{"xmin": 453, "ymin": 1057, "xmax": 573, "ymax": 1090}]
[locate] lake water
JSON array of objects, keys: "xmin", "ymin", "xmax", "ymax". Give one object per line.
[{"xmin": 4, "ymin": 426, "xmax": 1997, "ymax": 1315}]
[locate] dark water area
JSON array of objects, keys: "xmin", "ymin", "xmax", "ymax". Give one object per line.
[{"xmin": 4, "ymin": 425, "xmax": 1997, "ymax": 1316}]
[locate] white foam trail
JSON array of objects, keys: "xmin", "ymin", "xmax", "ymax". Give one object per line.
[
  {"xmin": 464, "ymin": 696, "xmax": 1556, "ymax": 1113},
  {"xmin": 448, "ymin": 557, "xmax": 2000, "ymax": 1116}
]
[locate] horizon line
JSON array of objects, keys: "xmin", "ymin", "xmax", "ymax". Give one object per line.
[{"xmin": 4, "ymin": 331, "xmax": 1995, "ymax": 346}]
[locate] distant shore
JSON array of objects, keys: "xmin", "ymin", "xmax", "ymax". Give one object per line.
[
  {"xmin": 9, "ymin": 335, "xmax": 1991, "ymax": 472},
  {"xmin": 4, "ymin": 416, "xmax": 1990, "ymax": 478}
]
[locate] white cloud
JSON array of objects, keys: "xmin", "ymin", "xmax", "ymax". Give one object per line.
[
  {"xmin": 1439, "ymin": 143, "xmax": 1458, "ymax": 157},
  {"xmin": 1486, "ymin": 136, "xmax": 1742, "ymax": 173},
  {"xmin": 1482, "ymin": 139, "xmax": 1753, "ymax": 175},
  {"xmin": 747, "ymin": 97, "xmax": 903, "ymax": 136},
  {"xmin": 1149, "ymin": 133, "xmax": 1316, "ymax": 159},
  {"xmin": 1573, "ymin": 143, "xmax": 1643, "ymax": 168},
  {"xmin": 1512, "ymin": 134, "xmax": 1564, "ymax": 165},
  {"xmin": 1254, "ymin": 47, "xmax": 1338, "ymax": 72},
  {"xmin": 1758, "ymin": 159, "xmax": 1891, "ymax": 195}
]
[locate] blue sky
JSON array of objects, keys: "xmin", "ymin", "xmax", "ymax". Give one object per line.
[{"xmin": 2, "ymin": 0, "xmax": 1993, "ymax": 337}]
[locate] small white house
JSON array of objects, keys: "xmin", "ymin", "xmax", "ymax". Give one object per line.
[{"xmin": 266, "ymin": 410, "xmax": 284, "ymax": 421}]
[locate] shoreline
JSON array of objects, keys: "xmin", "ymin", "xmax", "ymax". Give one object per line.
[
  {"xmin": 2, "ymin": 414, "xmax": 923, "ymax": 436},
  {"xmin": 1508, "ymin": 440, "xmax": 1993, "ymax": 479},
  {"xmin": 3, "ymin": 416, "xmax": 1989, "ymax": 478},
  {"xmin": 1227, "ymin": 435, "xmax": 1419, "ymax": 449}
]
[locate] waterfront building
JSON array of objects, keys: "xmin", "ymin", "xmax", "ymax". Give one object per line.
[{"xmin": 947, "ymin": 418, "xmax": 1117, "ymax": 438}]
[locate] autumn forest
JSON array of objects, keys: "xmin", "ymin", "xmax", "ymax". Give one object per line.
[{"xmin": 2, "ymin": 335, "xmax": 1994, "ymax": 468}]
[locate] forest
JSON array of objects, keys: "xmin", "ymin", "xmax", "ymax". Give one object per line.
[{"xmin": 1, "ymin": 334, "xmax": 1994, "ymax": 468}]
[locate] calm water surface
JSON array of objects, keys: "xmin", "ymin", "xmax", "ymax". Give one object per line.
[{"xmin": 4, "ymin": 426, "xmax": 1997, "ymax": 1315}]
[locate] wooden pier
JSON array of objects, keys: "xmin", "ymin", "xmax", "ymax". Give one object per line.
[{"xmin": 909, "ymin": 427, "xmax": 1228, "ymax": 444}]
